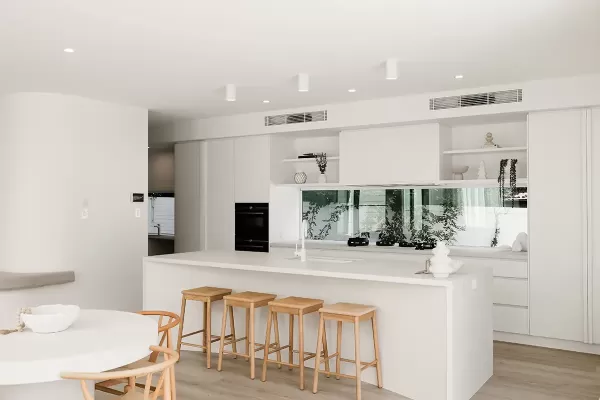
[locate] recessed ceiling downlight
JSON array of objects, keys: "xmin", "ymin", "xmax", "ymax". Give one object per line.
[
  {"xmin": 348, "ymin": 88, "xmax": 357, "ymax": 93},
  {"xmin": 64, "ymin": 48, "xmax": 75, "ymax": 53},
  {"xmin": 263, "ymin": 100, "xmax": 270, "ymax": 103},
  {"xmin": 455, "ymin": 74, "xmax": 464, "ymax": 79}
]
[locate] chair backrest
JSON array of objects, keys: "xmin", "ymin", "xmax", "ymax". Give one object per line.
[
  {"xmin": 61, "ymin": 345, "xmax": 179, "ymax": 400},
  {"xmin": 138, "ymin": 310, "xmax": 181, "ymax": 362}
]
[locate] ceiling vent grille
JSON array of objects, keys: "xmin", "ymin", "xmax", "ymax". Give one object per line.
[
  {"xmin": 265, "ymin": 110, "xmax": 327, "ymax": 126},
  {"xmin": 429, "ymin": 89, "xmax": 522, "ymax": 110}
]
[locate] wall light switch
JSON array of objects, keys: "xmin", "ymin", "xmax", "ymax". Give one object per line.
[
  {"xmin": 135, "ymin": 208, "xmax": 141, "ymax": 218},
  {"xmin": 471, "ymin": 279, "xmax": 477, "ymax": 290},
  {"xmin": 81, "ymin": 208, "xmax": 89, "ymax": 219}
]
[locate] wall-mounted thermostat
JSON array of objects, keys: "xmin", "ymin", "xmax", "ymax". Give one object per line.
[{"xmin": 131, "ymin": 193, "xmax": 145, "ymax": 203}]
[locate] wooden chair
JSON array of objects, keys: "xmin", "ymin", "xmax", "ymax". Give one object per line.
[
  {"xmin": 217, "ymin": 291, "xmax": 277, "ymax": 379},
  {"xmin": 96, "ymin": 311, "xmax": 181, "ymax": 399},
  {"xmin": 261, "ymin": 296, "xmax": 330, "ymax": 390},
  {"xmin": 62, "ymin": 345, "xmax": 179, "ymax": 400},
  {"xmin": 312, "ymin": 303, "xmax": 382, "ymax": 400}
]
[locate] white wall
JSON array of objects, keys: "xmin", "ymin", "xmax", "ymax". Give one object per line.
[
  {"xmin": 0, "ymin": 93, "xmax": 148, "ymax": 313},
  {"xmin": 151, "ymin": 73, "xmax": 600, "ymax": 143},
  {"xmin": 148, "ymin": 147, "xmax": 174, "ymax": 192}
]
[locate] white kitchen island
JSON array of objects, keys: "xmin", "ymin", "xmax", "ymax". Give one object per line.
[{"xmin": 143, "ymin": 248, "xmax": 492, "ymax": 400}]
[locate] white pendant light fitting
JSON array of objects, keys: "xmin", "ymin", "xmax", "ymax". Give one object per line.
[
  {"xmin": 225, "ymin": 84, "xmax": 236, "ymax": 101},
  {"xmin": 298, "ymin": 73, "xmax": 309, "ymax": 92},
  {"xmin": 385, "ymin": 58, "xmax": 398, "ymax": 80}
]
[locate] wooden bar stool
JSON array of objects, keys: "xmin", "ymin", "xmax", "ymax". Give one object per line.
[
  {"xmin": 261, "ymin": 296, "xmax": 330, "ymax": 390},
  {"xmin": 313, "ymin": 303, "xmax": 382, "ymax": 400},
  {"xmin": 176, "ymin": 286, "xmax": 235, "ymax": 369},
  {"xmin": 217, "ymin": 291, "xmax": 277, "ymax": 379}
]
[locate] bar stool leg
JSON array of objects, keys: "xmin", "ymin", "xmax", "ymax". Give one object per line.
[
  {"xmin": 312, "ymin": 313, "xmax": 325, "ymax": 394},
  {"xmin": 176, "ymin": 296, "xmax": 187, "ymax": 354},
  {"xmin": 354, "ymin": 316, "xmax": 361, "ymax": 400},
  {"xmin": 229, "ymin": 306, "xmax": 237, "ymax": 359},
  {"xmin": 288, "ymin": 314, "xmax": 294, "ymax": 370},
  {"xmin": 335, "ymin": 321, "xmax": 342, "ymax": 379},
  {"xmin": 298, "ymin": 312, "xmax": 305, "ymax": 390},
  {"xmin": 245, "ymin": 309, "xmax": 250, "ymax": 362},
  {"xmin": 273, "ymin": 312, "xmax": 282, "ymax": 369},
  {"xmin": 261, "ymin": 310, "xmax": 274, "ymax": 382},
  {"xmin": 206, "ymin": 299, "xmax": 212, "ymax": 368},
  {"xmin": 249, "ymin": 304, "xmax": 256, "ymax": 379},
  {"xmin": 217, "ymin": 302, "xmax": 228, "ymax": 372},
  {"xmin": 372, "ymin": 313, "xmax": 383, "ymax": 388},
  {"xmin": 202, "ymin": 302, "xmax": 208, "ymax": 354},
  {"xmin": 322, "ymin": 323, "xmax": 330, "ymax": 378}
]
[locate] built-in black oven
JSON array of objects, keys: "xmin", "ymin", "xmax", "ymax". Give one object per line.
[{"xmin": 235, "ymin": 203, "xmax": 269, "ymax": 252}]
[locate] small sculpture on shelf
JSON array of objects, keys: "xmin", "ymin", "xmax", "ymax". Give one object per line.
[
  {"xmin": 477, "ymin": 161, "xmax": 487, "ymax": 179},
  {"xmin": 482, "ymin": 132, "xmax": 499, "ymax": 148},
  {"xmin": 315, "ymin": 153, "xmax": 327, "ymax": 184}
]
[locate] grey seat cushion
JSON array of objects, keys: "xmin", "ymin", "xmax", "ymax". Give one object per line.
[{"xmin": 0, "ymin": 271, "xmax": 75, "ymax": 291}]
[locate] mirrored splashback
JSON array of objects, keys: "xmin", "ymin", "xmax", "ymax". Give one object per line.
[{"xmin": 301, "ymin": 187, "xmax": 527, "ymax": 248}]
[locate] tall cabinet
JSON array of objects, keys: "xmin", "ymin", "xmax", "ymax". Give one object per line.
[
  {"xmin": 528, "ymin": 109, "xmax": 587, "ymax": 342},
  {"xmin": 591, "ymin": 108, "xmax": 600, "ymax": 344},
  {"xmin": 206, "ymin": 139, "xmax": 235, "ymax": 251}
]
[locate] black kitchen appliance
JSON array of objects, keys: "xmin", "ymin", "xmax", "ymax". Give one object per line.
[{"xmin": 235, "ymin": 203, "xmax": 269, "ymax": 252}]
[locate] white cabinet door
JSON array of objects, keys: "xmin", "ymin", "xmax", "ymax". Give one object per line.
[
  {"xmin": 206, "ymin": 139, "xmax": 235, "ymax": 251},
  {"xmin": 591, "ymin": 108, "xmax": 600, "ymax": 344},
  {"xmin": 529, "ymin": 109, "xmax": 586, "ymax": 342},
  {"xmin": 174, "ymin": 142, "xmax": 202, "ymax": 253},
  {"xmin": 339, "ymin": 124, "xmax": 444, "ymax": 185},
  {"xmin": 234, "ymin": 135, "xmax": 270, "ymax": 203}
]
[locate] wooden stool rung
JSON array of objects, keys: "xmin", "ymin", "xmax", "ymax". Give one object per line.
[
  {"xmin": 180, "ymin": 342, "xmax": 205, "ymax": 349},
  {"xmin": 340, "ymin": 357, "xmax": 374, "ymax": 366},
  {"xmin": 317, "ymin": 369, "xmax": 357, "ymax": 380},
  {"xmin": 360, "ymin": 360, "xmax": 378, "ymax": 371},
  {"xmin": 181, "ymin": 329, "xmax": 204, "ymax": 338}
]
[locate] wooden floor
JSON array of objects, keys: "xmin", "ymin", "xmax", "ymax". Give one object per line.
[{"xmin": 100, "ymin": 342, "xmax": 600, "ymax": 400}]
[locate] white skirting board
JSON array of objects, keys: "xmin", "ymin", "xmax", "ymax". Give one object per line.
[{"xmin": 494, "ymin": 332, "xmax": 600, "ymax": 355}]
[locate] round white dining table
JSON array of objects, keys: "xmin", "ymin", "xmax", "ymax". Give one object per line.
[{"xmin": 0, "ymin": 309, "xmax": 158, "ymax": 400}]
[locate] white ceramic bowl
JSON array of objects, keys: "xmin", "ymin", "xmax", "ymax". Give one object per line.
[
  {"xmin": 452, "ymin": 165, "xmax": 469, "ymax": 174},
  {"xmin": 21, "ymin": 305, "xmax": 80, "ymax": 334}
]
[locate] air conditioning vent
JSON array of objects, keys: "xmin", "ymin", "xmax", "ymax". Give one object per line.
[
  {"xmin": 429, "ymin": 89, "xmax": 522, "ymax": 110},
  {"xmin": 265, "ymin": 110, "xmax": 327, "ymax": 126}
]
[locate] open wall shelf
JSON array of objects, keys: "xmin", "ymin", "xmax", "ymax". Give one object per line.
[
  {"xmin": 281, "ymin": 156, "xmax": 340, "ymax": 163},
  {"xmin": 443, "ymin": 146, "xmax": 527, "ymax": 155}
]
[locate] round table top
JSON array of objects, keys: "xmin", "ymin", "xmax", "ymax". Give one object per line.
[{"xmin": 0, "ymin": 309, "xmax": 158, "ymax": 385}]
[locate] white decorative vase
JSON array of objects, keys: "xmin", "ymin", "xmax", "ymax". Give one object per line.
[
  {"xmin": 318, "ymin": 173, "xmax": 327, "ymax": 184},
  {"xmin": 294, "ymin": 171, "xmax": 307, "ymax": 184},
  {"xmin": 429, "ymin": 242, "xmax": 463, "ymax": 278}
]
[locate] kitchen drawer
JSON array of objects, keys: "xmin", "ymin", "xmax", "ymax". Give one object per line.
[
  {"xmin": 493, "ymin": 305, "xmax": 529, "ymax": 335},
  {"xmin": 493, "ymin": 278, "xmax": 528, "ymax": 307},
  {"xmin": 459, "ymin": 258, "xmax": 528, "ymax": 279}
]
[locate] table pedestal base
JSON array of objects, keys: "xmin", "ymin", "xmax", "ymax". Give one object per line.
[{"xmin": 0, "ymin": 380, "xmax": 95, "ymax": 400}]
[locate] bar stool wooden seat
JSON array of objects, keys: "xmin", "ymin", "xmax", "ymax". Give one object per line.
[
  {"xmin": 261, "ymin": 296, "xmax": 330, "ymax": 390},
  {"xmin": 217, "ymin": 291, "xmax": 277, "ymax": 379},
  {"xmin": 313, "ymin": 303, "xmax": 382, "ymax": 400},
  {"xmin": 176, "ymin": 286, "xmax": 235, "ymax": 369}
]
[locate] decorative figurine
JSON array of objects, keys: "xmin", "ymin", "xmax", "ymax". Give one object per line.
[{"xmin": 482, "ymin": 132, "xmax": 499, "ymax": 148}]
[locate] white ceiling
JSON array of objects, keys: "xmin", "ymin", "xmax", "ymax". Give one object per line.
[{"xmin": 0, "ymin": 0, "xmax": 598, "ymax": 126}]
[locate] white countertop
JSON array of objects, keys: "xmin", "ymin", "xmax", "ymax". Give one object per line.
[{"xmin": 144, "ymin": 248, "xmax": 483, "ymax": 288}]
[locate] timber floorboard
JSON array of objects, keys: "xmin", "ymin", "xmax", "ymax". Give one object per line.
[{"xmin": 97, "ymin": 342, "xmax": 600, "ymax": 400}]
